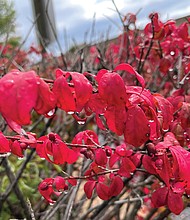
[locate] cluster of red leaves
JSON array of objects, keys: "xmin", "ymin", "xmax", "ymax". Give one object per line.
[
  {"xmin": 0, "ymin": 12, "xmax": 190, "ymax": 217},
  {"xmin": 143, "ymin": 132, "xmax": 190, "ymax": 214},
  {"xmin": 0, "ymin": 63, "xmax": 182, "ymax": 213},
  {"xmin": 38, "ymin": 176, "xmax": 77, "ymax": 204},
  {"xmin": 89, "ymin": 13, "xmax": 190, "ymax": 95}
]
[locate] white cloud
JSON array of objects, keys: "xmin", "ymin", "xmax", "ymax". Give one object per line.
[{"xmin": 13, "ymin": 0, "xmax": 190, "ymax": 51}]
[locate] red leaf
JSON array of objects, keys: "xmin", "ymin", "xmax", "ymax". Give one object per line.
[
  {"xmin": 96, "ymin": 182, "xmax": 110, "ymax": 200},
  {"xmin": 153, "ymin": 94, "xmax": 174, "ymax": 131},
  {"xmin": 67, "ymin": 178, "xmax": 77, "ymax": 186},
  {"xmin": 38, "ymin": 178, "xmax": 55, "ymax": 203},
  {"xmin": 95, "ymin": 148, "xmax": 107, "ymax": 166},
  {"xmin": 109, "ymin": 176, "xmax": 123, "ymax": 197},
  {"xmin": 104, "ymin": 106, "xmax": 126, "ymax": 136},
  {"xmin": 84, "ymin": 181, "xmax": 96, "ymax": 199},
  {"xmin": 114, "ymin": 63, "xmax": 145, "ymax": 90},
  {"xmin": 53, "ymin": 141, "xmax": 78, "ymax": 164},
  {"xmin": 178, "ymin": 102, "xmax": 190, "ymax": 130},
  {"xmin": 0, "ymin": 70, "xmax": 38, "ymax": 125},
  {"xmin": 142, "ymin": 155, "xmax": 157, "ymax": 174},
  {"xmin": 98, "ymin": 71, "xmax": 127, "ymax": 106},
  {"xmin": 0, "ymin": 132, "xmax": 10, "ymax": 153},
  {"xmin": 70, "ymin": 72, "xmax": 93, "ymax": 112},
  {"xmin": 95, "ymin": 69, "xmax": 108, "ymax": 83},
  {"xmin": 72, "ymin": 130, "xmax": 99, "ymax": 146},
  {"xmin": 152, "ymin": 187, "xmax": 168, "ymax": 207},
  {"xmin": 118, "ymin": 157, "xmax": 136, "ymax": 177},
  {"xmin": 54, "ymin": 176, "xmax": 66, "ymax": 191},
  {"xmin": 53, "ymin": 69, "xmax": 76, "ymax": 112},
  {"xmin": 34, "ymin": 77, "xmax": 56, "ymax": 115},
  {"xmin": 109, "ymin": 153, "xmax": 120, "ymax": 168},
  {"xmin": 10, "ymin": 140, "xmax": 23, "ymax": 157},
  {"xmin": 167, "ymin": 189, "xmax": 184, "ymax": 215},
  {"xmin": 124, "ymin": 105, "xmax": 150, "ymax": 146},
  {"xmin": 87, "ymin": 93, "xmax": 106, "ymax": 115},
  {"xmin": 2, "ymin": 116, "xmax": 23, "ymax": 134}
]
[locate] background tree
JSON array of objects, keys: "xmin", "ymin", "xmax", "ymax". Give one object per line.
[{"xmin": 0, "ymin": 0, "xmax": 15, "ymax": 38}]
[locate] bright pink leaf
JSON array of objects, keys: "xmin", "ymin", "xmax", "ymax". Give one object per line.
[{"xmin": 0, "ymin": 70, "xmax": 38, "ymax": 125}]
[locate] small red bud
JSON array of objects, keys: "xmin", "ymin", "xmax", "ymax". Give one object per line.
[
  {"xmin": 64, "ymin": 184, "xmax": 68, "ymax": 191},
  {"xmin": 155, "ymin": 158, "xmax": 163, "ymax": 169},
  {"xmin": 146, "ymin": 143, "xmax": 156, "ymax": 155},
  {"xmin": 105, "ymin": 146, "xmax": 112, "ymax": 157},
  {"xmin": 20, "ymin": 142, "xmax": 27, "ymax": 150},
  {"xmin": 116, "ymin": 146, "xmax": 127, "ymax": 157},
  {"xmin": 48, "ymin": 133, "xmax": 56, "ymax": 142}
]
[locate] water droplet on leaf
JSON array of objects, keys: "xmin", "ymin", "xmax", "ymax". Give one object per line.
[
  {"xmin": 77, "ymin": 121, "xmax": 85, "ymax": 125},
  {"xmin": 4, "ymin": 80, "xmax": 14, "ymax": 88},
  {"xmin": 18, "ymin": 157, "xmax": 24, "ymax": 160},
  {"xmin": 46, "ymin": 109, "xmax": 55, "ymax": 117},
  {"xmin": 68, "ymin": 111, "xmax": 74, "ymax": 115}
]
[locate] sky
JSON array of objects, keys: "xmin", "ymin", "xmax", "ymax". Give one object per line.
[{"xmin": 14, "ymin": 0, "xmax": 190, "ymax": 53}]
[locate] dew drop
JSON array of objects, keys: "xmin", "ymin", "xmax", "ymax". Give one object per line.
[
  {"xmin": 12, "ymin": 71, "xmax": 19, "ymax": 75},
  {"xmin": 170, "ymin": 51, "xmax": 175, "ymax": 56},
  {"xmin": 4, "ymin": 79, "xmax": 14, "ymax": 88},
  {"xmin": 67, "ymin": 111, "xmax": 75, "ymax": 115},
  {"xmin": 25, "ymin": 78, "xmax": 34, "ymax": 83},
  {"xmin": 173, "ymin": 75, "xmax": 177, "ymax": 80},
  {"xmin": 49, "ymin": 202, "xmax": 54, "ymax": 206},
  {"xmin": 46, "ymin": 109, "xmax": 55, "ymax": 117},
  {"xmin": 163, "ymin": 129, "xmax": 169, "ymax": 132},
  {"xmin": 149, "ymin": 120, "xmax": 154, "ymax": 123},
  {"xmin": 18, "ymin": 157, "xmax": 24, "ymax": 160},
  {"xmin": 77, "ymin": 121, "xmax": 85, "ymax": 125}
]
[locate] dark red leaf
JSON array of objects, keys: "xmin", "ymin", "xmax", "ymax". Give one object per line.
[
  {"xmin": 167, "ymin": 189, "xmax": 184, "ymax": 215},
  {"xmin": 124, "ymin": 105, "xmax": 150, "ymax": 146},
  {"xmin": 95, "ymin": 148, "xmax": 107, "ymax": 166},
  {"xmin": 84, "ymin": 181, "xmax": 96, "ymax": 199},
  {"xmin": 96, "ymin": 182, "xmax": 110, "ymax": 200},
  {"xmin": 109, "ymin": 176, "xmax": 123, "ymax": 197},
  {"xmin": 142, "ymin": 155, "xmax": 157, "ymax": 174},
  {"xmin": 152, "ymin": 187, "xmax": 168, "ymax": 207}
]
